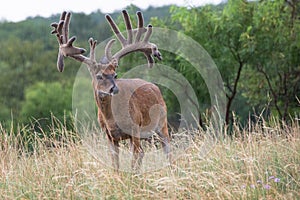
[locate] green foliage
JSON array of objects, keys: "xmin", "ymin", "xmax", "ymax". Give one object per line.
[
  {"xmin": 0, "ymin": 102, "xmax": 10, "ymax": 122},
  {"xmin": 169, "ymin": 0, "xmax": 300, "ymax": 124},
  {"xmin": 20, "ymin": 81, "xmax": 72, "ymax": 127},
  {"xmin": 170, "ymin": 1, "xmax": 255, "ymax": 124},
  {"xmin": 239, "ymin": 0, "xmax": 300, "ymax": 120}
]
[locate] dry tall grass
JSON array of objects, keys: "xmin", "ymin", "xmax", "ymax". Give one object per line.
[{"xmin": 0, "ymin": 118, "xmax": 299, "ymax": 199}]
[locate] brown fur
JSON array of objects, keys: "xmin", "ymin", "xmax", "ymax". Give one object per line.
[{"xmin": 94, "ymin": 74, "xmax": 171, "ymax": 170}]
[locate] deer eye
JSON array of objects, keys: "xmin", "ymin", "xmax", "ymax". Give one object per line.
[{"xmin": 96, "ymin": 74, "xmax": 103, "ymax": 80}]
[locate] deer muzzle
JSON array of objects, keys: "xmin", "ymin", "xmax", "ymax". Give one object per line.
[{"xmin": 109, "ymin": 85, "xmax": 119, "ymax": 95}]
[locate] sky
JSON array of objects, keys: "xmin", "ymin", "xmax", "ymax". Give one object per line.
[{"xmin": 0, "ymin": 0, "xmax": 223, "ymax": 22}]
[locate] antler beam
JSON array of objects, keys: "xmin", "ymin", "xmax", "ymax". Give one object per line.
[
  {"xmin": 105, "ymin": 10, "xmax": 162, "ymax": 68},
  {"xmin": 51, "ymin": 10, "xmax": 162, "ymax": 72},
  {"xmin": 51, "ymin": 12, "xmax": 98, "ymax": 72}
]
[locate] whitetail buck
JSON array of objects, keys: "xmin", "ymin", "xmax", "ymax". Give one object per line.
[{"xmin": 51, "ymin": 10, "xmax": 171, "ymax": 171}]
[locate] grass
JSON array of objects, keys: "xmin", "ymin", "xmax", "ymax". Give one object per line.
[{"xmin": 0, "ymin": 117, "xmax": 299, "ymax": 199}]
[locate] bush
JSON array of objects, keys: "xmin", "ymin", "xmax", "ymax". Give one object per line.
[{"xmin": 20, "ymin": 81, "xmax": 72, "ymax": 130}]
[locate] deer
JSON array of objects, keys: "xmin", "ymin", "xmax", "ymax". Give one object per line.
[{"xmin": 50, "ymin": 10, "xmax": 171, "ymax": 171}]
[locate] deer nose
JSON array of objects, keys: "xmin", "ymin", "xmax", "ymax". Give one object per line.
[{"xmin": 110, "ymin": 85, "xmax": 119, "ymax": 95}]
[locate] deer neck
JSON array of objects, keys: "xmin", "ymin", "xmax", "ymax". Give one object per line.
[{"xmin": 97, "ymin": 95, "xmax": 113, "ymax": 119}]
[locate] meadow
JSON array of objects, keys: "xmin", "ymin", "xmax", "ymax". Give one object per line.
[{"xmin": 0, "ymin": 117, "xmax": 299, "ymax": 200}]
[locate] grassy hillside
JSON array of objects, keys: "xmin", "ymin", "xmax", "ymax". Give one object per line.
[{"xmin": 0, "ymin": 118, "xmax": 299, "ymax": 199}]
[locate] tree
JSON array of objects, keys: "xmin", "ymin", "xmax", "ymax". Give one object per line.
[
  {"xmin": 170, "ymin": 1, "xmax": 254, "ymax": 125},
  {"xmin": 240, "ymin": 0, "xmax": 300, "ymax": 120}
]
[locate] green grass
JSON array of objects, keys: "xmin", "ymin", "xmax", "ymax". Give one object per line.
[{"xmin": 0, "ymin": 118, "xmax": 299, "ymax": 199}]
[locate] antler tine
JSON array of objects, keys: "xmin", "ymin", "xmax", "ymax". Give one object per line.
[
  {"xmin": 104, "ymin": 10, "xmax": 162, "ymax": 68},
  {"xmin": 135, "ymin": 11, "xmax": 145, "ymax": 42},
  {"xmin": 143, "ymin": 25, "xmax": 152, "ymax": 43},
  {"xmin": 50, "ymin": 23, "xmax": 58, "ymax": 34},
  {"xmin": 122, "ymin": 10, "xmax": 133, "ymax": 45},
  {"xmin": 57, "ymin": 20, "xmax": 64, "ymax": 36},
  {"xmin": 104, "ymin": 10, "xmax": 133, "ymax": 64},
  {"xmin": 62, "ymin": 12, "xmax": 71, "ymax": 44},
  {"xmin": 51, "ymin": 13, "xmax": 66, "ymax": 72},
  {"xmin": 105, "ymin": 14, "xmax": 127, "ymax": 47},
  {"xmin": 50, "ymin": 12, "xmax": 66, "ymax": 37},
  {"xmin": 105, "ymin": 39, "xmax": 116, "ymax": 62},
  {"xmin": 60, "ymin": 11, "xmax": 67, "ymax": 21},
  {"xmin": 50, "ymin": 11, "xmax": 91, "ymax": 72},
  {"xmin": 89, "ymin": 37, "xmax": 97, "ymax": 62}
]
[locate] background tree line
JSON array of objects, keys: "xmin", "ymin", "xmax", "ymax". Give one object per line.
[{"xmin": 0, "ymin": 0, "xmax": 299, "ymax": 131}]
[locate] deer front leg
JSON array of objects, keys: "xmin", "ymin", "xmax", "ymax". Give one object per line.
[
  {"xmin": 108, "ymin": 139, "xmax": 119, "ymax": 170},
  {"xmin": 130, "ymin": 137, "xmax": 144, "ymax": 172},
  {"xmin": 158, "ymin": 122, "xmax": 172, "ymax": 163}
]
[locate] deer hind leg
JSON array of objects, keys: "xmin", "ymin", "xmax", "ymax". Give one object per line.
[
  {"xmin": 108, "ymin": 139, "xmax": 120, "ymax": 170},
  {"xmin": 130, "ymin": 137, "xmax": 144, "ymax": 172}
]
